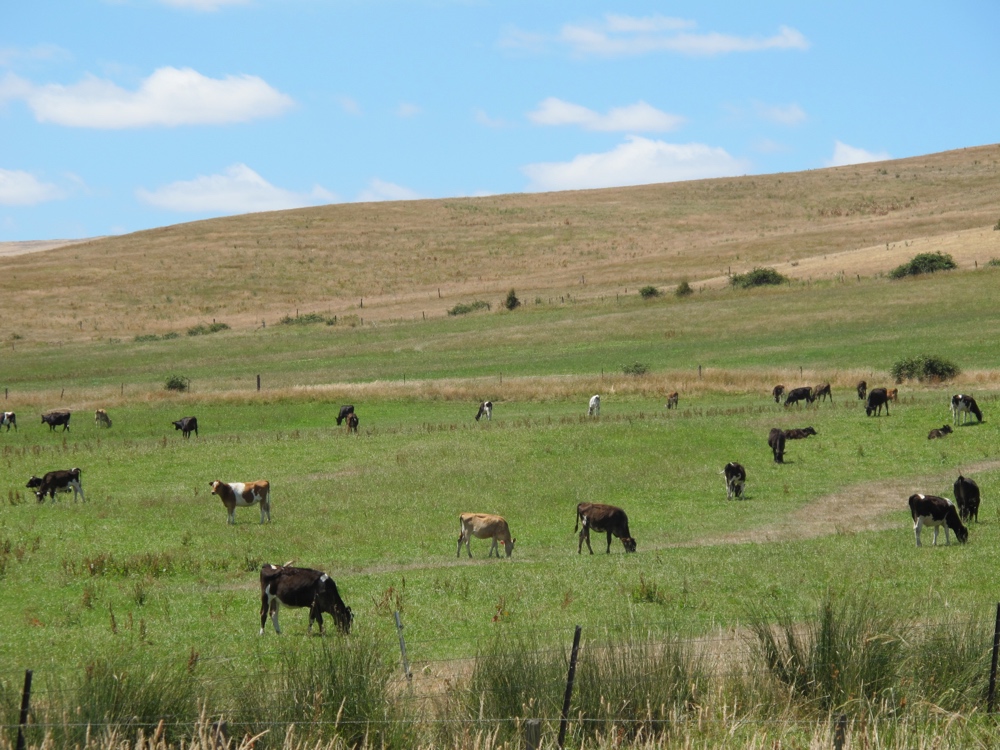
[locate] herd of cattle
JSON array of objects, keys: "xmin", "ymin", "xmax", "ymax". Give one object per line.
[{"xmin": 7, "ymin": 382, "xmax": 989, "ymax": 635}]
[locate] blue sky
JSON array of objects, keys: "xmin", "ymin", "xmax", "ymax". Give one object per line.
[{"xmin": 2, "ymin": 1, "xmax": 997, "ymax": 241}]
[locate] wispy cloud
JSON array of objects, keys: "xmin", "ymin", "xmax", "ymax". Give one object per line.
[
  {"xmin": 528, "ymin": 97, "xmax": 684, "ymax": 132},
  {"xmin": 355, "ymin": 178, "xmax": 422, "ymax": 203},
  {"xmin": 10, "ymin": 67, "xmax": 293, "ymax": 128},
  {"xmin": 0, "ymin": 44, "xmax": 71, "ymax": 68},
  {"xmin": 156, "ymin": 0, "xmax": 250, "ymax": 10},
  {"xmin": 522, "ymin": 136, "xmax": 748, "ymax": 192},
  {"xmin": 826, "ymin": 140, "xmax": 890, "ymax": 167},
  {"xmin": 474, "ymin": 108, "xmax": 510, "ymax": 128},
  {"xmin": 0, "ymin": 168, "xmax": 65, "ymax": 206},
  {"xmin": 753, "ymin": 101, "xmax": 806, "ymax": 126},
  {"xmin": 337, "ymin": 96, "xmax": 362, "ymax": 116},
  {"xmin": 396, "ymin": 102, "xmax": 421, "ymax": 118},
  {"xmin": 136, "ymin": 164, "xmax": 335, "ymax": 213}
]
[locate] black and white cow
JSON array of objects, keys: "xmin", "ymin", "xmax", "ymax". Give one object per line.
[
  {"xmin": 41, "ymin": 410, "xmax": 71, "ymax": 431},
  {"xmin": 588, "ymin": 395, "xmax": 601, "ymax": 417},
  {"xmin": 783, "ymin": 427, "xmax": 817, "ymax": 440},
  {"xmin": 1, "ymin": 412, "xmax": 15, "ymax": 431},
  {"xmin": 767, "ymin": 428, "xmax": 786, "ymax": 463},
  {"xmin": 575, "ymin": 502, "xmax": 636, "ymax": 553},
  {"xmin": 954, "ymin": 475, "xmax": 981, "ymax": 523},
  {"xmin": 951, "ymin": 394, "xmax": 983, "ymax": 425},
  {"xmin": 172, "ymin": 416, "xmax": 198, "ymax": 438},
  {"xmin": 865, "ymin": 388, "xmax": 890, "ymax": 417},
  {"xmin": 772, "ymin": 385, "xmax": 785, "ymax": 404},
  {"xmin": 908, "ymin": 493, "xmax": 968, "ymax": 547},
  {"xmin": 27, "ymin": 468, "xmax": 84, "ymax": 503},
  {"xmin": 927, "ymin": 425, "xmax": 953, "ymax": 440},
  {"xmin": 857, "ymin": 380, "xmax": 867, "ymax": 401},
  {"xmin": 259, "ymin": 563, "xmax": 352, "ymax": 635},
  {"xmin": 721, "ymin": 462, "xmax": 746, "ymax": 500},
  {"xmin": 335, "ymin": 405, "xmax": 355, "ymax": 426},
  {"xmin": 784, "ymin": 387, "xmax": 814, "ymax": 407},
  {"xmin": 475, "ymin": 401, "xmax": 492, "ymax": 421}
]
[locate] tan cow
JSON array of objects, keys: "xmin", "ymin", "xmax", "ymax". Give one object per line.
[
  {"xmin": 457, "ymin": 513, "xmax": 515, "ymax": 558},
  {"xmin": 209, "ymin": 480, "xmax": 271, "ymax": 525},
  {"xmin": 95, "ymin": 409, "xmax": 112, "ymax": 428},
  {"xmin": 665, "ymin": 392, "xmax": 679, "ymax": 409}
]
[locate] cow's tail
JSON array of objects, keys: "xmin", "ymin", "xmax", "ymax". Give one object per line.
[{"xmin": 573, "ymin": 507, "xmax": 580, "ymax": 533}]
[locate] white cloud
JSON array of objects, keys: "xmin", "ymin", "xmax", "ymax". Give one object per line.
[
  {"xmin": 136, "ymin": 164, "xmax": 335, "ymax": 213},
  {"xmin": 396, "ymin": 102, "xmax": 421, "ymax": 118},
  {"xmin": 826, "ymin": 140, "xmax": 891, "ymax": 167},
  {"xmin": 337, "ymin": 96, "xmax": 362, "ymax": 116},
  {"xmin": 0, "ymin": 168, "xmax": 65, "ymax": 206},
  {"xmin": 522, "ymin": 136, "xmax": 748, "ymax": 192},
  {"xmin": 157, "ymin": 0, "xmax": 250, "ymax": 10},
  {"xmin": 753, "ymin": 101, "xmax": 806, "ymax": 126},
  {"xmin": 528, "ymin": 97, "xmax": 683, "ymax": 132},
  {"xmin": 0, "ymin": 44, "xmax": 71, "ymax": 67},
  {"xmin": 18, "ymin": 67, "xmax": 292, "ymax": 129},
  {"xmin": 474, "ymin": 108, "xmax": 510, "ymax": 128},
  {"xmin": 355, "ymin": 179, "xmax": 422, "ymax": 203},
  {"xmin": 0, "ymin": 73, "xmax": 32, "ymax": 104}
]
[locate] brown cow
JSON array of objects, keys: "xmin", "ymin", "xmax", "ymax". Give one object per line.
[
  {"xmin": 887, "ymin": 388, "xmax": 899, "ymax": 402},
  {"xmin": 812, "ymin": 383, "xmax": 832, "ymax": 402},
  {"xmin": 345, "ymin": 412, "xmax": 359, "ymax": 433},
  {"xmin": 857, "ymin": 380, "xmax": 867, "ymax": 401},
  {"xmin": 457, "ymin": 513, "xmax": 516, "ymax": 558},
  {"xmin": 772, "ymin": 385, "xmax": 785, "ymax": 404},
  {"xmin": 95, "ymin": 409, "xmax": 112, "ymax": 428},
  {"xmin": 665, "ymin": 392, "xmax": 679, "ymax": 410},
  {"xmin": 575, "ymin": 502, "xmax": 636, "ymax": 554},
  {"xmin": 209, "ymin": 480, "xmax": 271, "ymax": 524},
  {"xmin": 784, "ymin": 427, "xmax": 817, "ymax": 440}
]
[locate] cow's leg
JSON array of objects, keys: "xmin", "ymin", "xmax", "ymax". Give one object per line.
[
  {"xmin": 263, "ymin": 497, "xmax": 271, "ymax": 522},
  {"xmin": 914, "ymin": 519, "xmax": 922, "ymax": 547},
  {"xmin": 269, "ymin": 597, "xmax": 281, "ymax": 634},
  {"xmin": 227, "ymin": 504, "xmax": 236, "ymax": 525},
  {"xmin": 606, "ymin": 530, "xmax": 613, "ymax": 554},
  {"xmin": 457, "ymin": 532, "xmax": 464, "ymax": 558},
  {"xmin": 309, "ymin": 602, "xmax": 324, "ymax": 635},
  {"xmin": 260, "ymin": 591, "xmax": 271, "ymax": 635},
  {"xmin": 488, "ymin": 537, "xmax": 499, "ymax": 558},
  {"xmin": 932, "ymin": 526, "xmax": 940, "ymax": 546},
  {"xmin": 578, "ymin": 527, "xmax": 593, "ymax": 554},
  {"xmin": 944, "ymin": 527, "xmax": 951, "ymax": 546}
]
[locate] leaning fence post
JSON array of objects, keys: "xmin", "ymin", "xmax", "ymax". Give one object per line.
[
  {"xmin": 16, "ymin": 669, "xmax": 32, "ymax": 750},
  {"xmin": 557, "ymin": 625, "xmax": 582, "ymax": 749},
  {"xmin": 394, "ymin": 611, "xmax": 412, "ymax": 682},
  {"xmin": 988, "ymin": 602, "xmax": 1000, "ymax": 712},
  {"xmin": 833, "ymin": 713, "xmax": 847, "ymax": 750}
]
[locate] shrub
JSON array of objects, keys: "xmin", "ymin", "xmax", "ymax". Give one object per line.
[
  {"xmin": 675, "ymin": 280, "xmax": 694, "ymax": 297},
  {"xmin": 504, "ymin": 289, "xmax": 520, "ymax": 311},
  {"xmin": 994, "ymin": 217, "xmax": 1000, "ymax": 231},
  {"xmin": 639, "ymin": 285, "xmax": 661, "ymax": 299},
  {"xmin": 447, "ymin": 300, "xmax": 491, "ymax": 316},
  {"xmin": 278, "ymin": 312, "xmax": 336, "ymax": 326},
  {"xmin": 987, "ymin": 257, "xmax": 1000, "ymax": 267},
  {"xmin": 186, "ymin": 322, "xmax": 230, "ymax": 336},
  {"xmin": 164, "ymin": 375, "xmax": 190, "ymax": 392},
  {"xmin": 890, "ymin": 354, "xmax": 960, "ymax": 383},
  {"xmin": 730, "ymin": 267, "xmax": 788, "ymax": 289},
  {"xmin": 621, "ymin": 362, "xmax": 649, "ymax": 376},
  {"xmin": 889, "ymin": 251, "xmax": 957, "ymax": 279}
]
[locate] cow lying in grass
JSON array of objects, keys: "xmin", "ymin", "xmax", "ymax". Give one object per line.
[
  {"xmin": 908, "ymin": 494, "xmax": 968, "ymax": 547},
  {"xmin": 783, "ymin": 427, "xmax": 817, "ymax": 440},
  {"xmin": 457, "ymin": 513, "xmax": 515, "ymax": 558},
  {"xmin": 210, "ymin": 479, "xmax": 271, "ymax": 524},
  {"xmin": 259, "ymin": 563, "xmax": 352, "ymax": 635},
  {"xmin": 927, "ymin": 425, "xmax": 953, "ymax": 440},
  {"xmin": 575, "ymin": 502, "xmax": 636, "ymax": 554}
]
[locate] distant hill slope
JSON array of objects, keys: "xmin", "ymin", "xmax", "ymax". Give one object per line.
[{"xmin": 2, "ymin": 144, "xmax": 998, "ymax": 342}]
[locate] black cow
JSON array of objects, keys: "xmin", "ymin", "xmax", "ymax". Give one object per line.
[
  {"xmin": 812, "ymin": 383, "xmax": 832, "ymax": 402},
  {"xmin": 1, "ymin": 412, "xmax": 15, "ymax": 431},
  {"xmin": 927, "ymin": 425, "xmax": 953, "ymax": 440},
  {"xmin": 772, "ymin": 384, "xmax": 785, "ymax": 404},
  {"xmin": 259, "ymin": 563, "xmax": 352, "ymax": 635},
  {"xmin": 722, "ymin": 462, "xmax": 746, "ymax": 500},
  {"xmin": 575, "ymin": 502, "xmax": 636, "ymax": 554},
  {"xmin": 857, "ymin": 380, "xmax": 867, "ymax": 401},
  {"xmin": 767, "ymin": 428, "xmax": 786, "ymax": 463},
  {"xmin": 954, "ymin": 476, "xmax": 981, "ymax": 523},
  {"xmin": 335, "ymin": 405, "xmax": 355, "ymax": 426},
  {"xmin": 172, "ymin": 416, "xmax": 198, "ymax": 438},
  {"xmin": 784, "ymin": 387, "xmax": 814, "ymax": 407},
  {"xmin": 475, "ymin": 400, "xmax": 492, "ymax": 421},
  {"xmin": 951, "ymin": 394, "xmax": 983, "ymax": 425},
  {"xmin": 41, "ymin": 410, "xmax": 71, "ymax": 431},
  {"xmin": 784, "ymin": 427, "xmax": 817, "ymax": 440},
  {"xmin": 27, "ymin": 468, "xmax": 84, "ymax": 503},
  {"xmin": 908, "ymin": 494, "xmax": 968, "ymax": 547},
  {"xmin": 865, "ymin": 388, "xmax": 890, "ymax": 417}
]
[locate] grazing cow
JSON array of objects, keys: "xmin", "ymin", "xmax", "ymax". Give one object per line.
[
  {"xmin": 457, "ymin": 513, "xmax": 516, "ymax": 558},
  {"xmin": 812, "ymin": 383, "xmax": 833, "ymax": 402},
  {"xmin": 721, "ymin": 462, "xmax": 746, "ymax": 500},
  {"xmin": 783, "ymin": 427, "xmax": 817, "ymax": 440},
  {"xmin": 665, "ymin": 392, "xmax": 679, "ymax": 410},
  {"xmin": 172, "ymin": 416, "xmax": 198, "ymax": 438},
  {"xmin": 94, "ymin": 409, "xmax": 112, "ymax": 428},
  {"xmin": 954, "ymin": 475, "xmax": 981, "ymax": 523},
  {"xmin": 887, "ymin": 388, "xmax": 899, "ymax": 402},
  {"xmin": 857, "ymin": 380, "xmax": 867, "ymax": 401},
  {"xmin": 784, "ymin": 387, "xmax": 814, "ymax": 407},
  {"xmin": 575, "ymin": 502, "xmax": 636, "ymax": 554},
  {"xmin": 41, "ymin": 410, "xmax": 71, "ymax": 431},
  {"xmin": 1, "ymin": 411, "xmax": 15, "ymax": 431},
  {"xmin": 588, "ymin": 395, "xmax": 601, "ymax": 417},
  {"xmin": 767, "ymin": 428, "xmax": 786, "ymax": 463},
  {"xmin": 865, "ymin": 388, "xmax": 890, "ymax": 417},
  {"xmin": 927, "ymin": 425, "xmax": 953, "ymax": 440},
  {"xmin": 209, "ymin": 480, "xmax": 271, "ymax": 524},
  {"xmin": 908, "ymin": 494, "xmax": 968, "ymax": 547},
  {"xmin": 951, "ymin": 394, "xmax": 983, "ymax": 425},
  {"xmin": 475, "ymin": 400, "xmax": 493, "ymax": 421},
  {"xmin": 335, "ymin": 405, "xmax": 355, "ymax": 426},
  {"xmin": 772, "ymin": 385, "xmax": 785, "ymax": 404},
  {"xmin": 345, "ymin": 412, "xmax": 359, "ymax": 433},
  {"xmin": 259, "ymin": 563, "xmax": 352, "ymax": 635},
  {"xmin": 27, "ymin": 468, "xmax": 84, "ymax": 503}
]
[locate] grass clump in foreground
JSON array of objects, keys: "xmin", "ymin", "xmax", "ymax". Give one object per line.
[
  {"xmin": 889, "ymin": 251, "xmax": 957, "ymax": 278},
  {"xmin": 730, "ymin": 267, "xmax": 788, "ymax": 289},
  {"xmin": 890, "ymin": 354, "xmax": 960, "ymax": 383}
]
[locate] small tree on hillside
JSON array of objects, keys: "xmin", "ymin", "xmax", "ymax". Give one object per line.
[
  {"xmin": 504, "ymin": 289, "xmax": 521, "ymax": 311},
  {"xmin": 888, "ymin": 252, "xmax": 956, "ymax": 279}
]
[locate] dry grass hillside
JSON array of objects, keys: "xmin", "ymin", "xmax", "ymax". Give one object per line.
[{"xmin": 3, "ymin": 143, "xmax": 999, "ymax": 342}]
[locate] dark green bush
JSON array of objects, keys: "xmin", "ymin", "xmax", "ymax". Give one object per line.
[
  {"xmin": 675, "ymin": 280, "xmax": 694, "ymax": 297},
  {"xmin": 504, "ymin": 289, "xmax": 521, "ymax": 311},
  {"xmin": 278, "ymin": 312, "xmax": 336, "ymax": 326},
  {"xmin": 889, "ymin": 251, "xmax": 957, "ymax": 279},
  {"xmin": 164, "ymin": 375, "xmax": 190, "ymax": 392},
  {"xmin": 890, "ymin": 354, "xmax": 960, "ymax": 383},
  {"xmin": 986, "ymin": 257, "xmax": 1000, "ymax": 267},
  {"xmin": 447, "ymin": 300, "xmax": 491, "ymax": 316},
  {"xmin": 621, "ymin": 362, "xmax": 649, "ymax": 376},
  {"xmin": 730, "ymin": 267, "xmax": 788, "ymax": 289},
  {"xmin": 186, "ymin": 322, "xmax": 230, "ymax": 336},
  {"xmin": 639, "ymin": 285, "xmax": 661, "ymax": 299}
]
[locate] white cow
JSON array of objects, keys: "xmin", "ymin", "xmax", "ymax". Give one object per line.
[
  {"xmin": 475, "ymin": 401, "xmax": 492, "ymax": 421},
  {"xmin": 457, "ymin": 513, "xmax": 516, "ymax": 558},
  {"xmin": 588, "ymin": 394, "xmax": 601, "ymax": 417},
  {"xmin": 1, "ymin": 412, "xmax": 16, "ymax": 431}
]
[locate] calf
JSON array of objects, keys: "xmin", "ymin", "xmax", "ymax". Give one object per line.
[
  {"xmin": 94, "ymin": 409, "xmax": 112, "ymax": 428},
  {"xmin": 887, "ymin": 388, "xmax": 899, "ymax": 402},
  {"xmin": 575, "ymin": 502, "xmax": 636, "ymax": 553},
  {"xmin": 1, "ymin": 411, "xmax": 15, "ymax": 431},
  {"xmin": 857, "ymin": 380, "xmax": 867, "ymax": 401},
  {"xmin": 784, "ymin": 387, "xmax": 814, "ymax": 407},
  {"xmin": 721, "ymin": 462, "xmax": 746, "ymax": 500},
  {"xmin": 951, "ymin": 394, "xmax": 983, "ymax": 425},
  {"xmin": 457, "ymin": 513, "xmax": 516, "ymax": 558},
  {"xmin": 209, "ymin": 480, "xmax": 271, "ymax": 524},
  {"xmin": 345, "ymin": 412, "xmax": 359, "ymax": 433},
  {"xmin": 665, "ymin": 392, "xmax": 679, "ymax": 410},
  {"xmin": 866, "ymin": 388, "xmax": 890, "ymax": 417},
  {"xmin": 588, "ymin": 394, "xmax": 601, "ymax": 417},
  {"xmin": 259, "ymin": 563, "xmax": 352, "ymax": 635},
  {"xmin": 172, "ymin": 416, "xmax": 198, "ymax": 438},
  {"xmin": 908, "ymin": 493, "xmax": 968, "ymax": 547},
  {"xmin": 28, "ymin": 468, "xmax": 84, "ymax": 503},
  {"xmin": 772, "ymin": 384, "xmax": 785, "ymax": 404},
  {"xmin": 783, "ymin": 427, "xmax": 817, "ymax": 440},
  {"xmin": 927, "ymin": 425, "xmax": 953, "ymax": 440},
  {"xmin": 475, "ymin": 400, "xmax": 492, "ymax": 421},
  {"xmin": 954, "ymin": 475, "xmax": 981, "ymax": 523},
  {"xmin": 767, "ymin": 428, "xmax": 786, "ymax": 463},
  {"xmin": 812, "ymin": 383, "xmax": 832, "ymax": 402},
  {"xmin": 335, "ymin": 405, "xmax": 355, "ymax": 426},
  {"xmin": 41, "ymin": 410, "xmax": 71, "ymax": 431}
]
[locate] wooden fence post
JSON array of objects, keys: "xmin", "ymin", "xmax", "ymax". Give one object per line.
[
  {"xmin": 394, "ymin": 611, "xmax": 412, "ymax": 682},
  {"xmin": 988, "ymin": 602, "xmax": 1000, "ymax": 712},
  {"xmin": 256, "ymin": 374, "xmax": 261, "ymax": 392},
  {"xmin": 833, "ymin": 713, "xmax": 847, "ymax": 750},
  {"xmin": 557, "ymin": 625, "xmax": 582, "ymax": 749},
  {"xmin": 16, "ymin": 669, "xmax": 32, "ymax": 750},
  {"xmin": 523, "ymin": 718, "xmax": 541, "ymax": 750}
]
